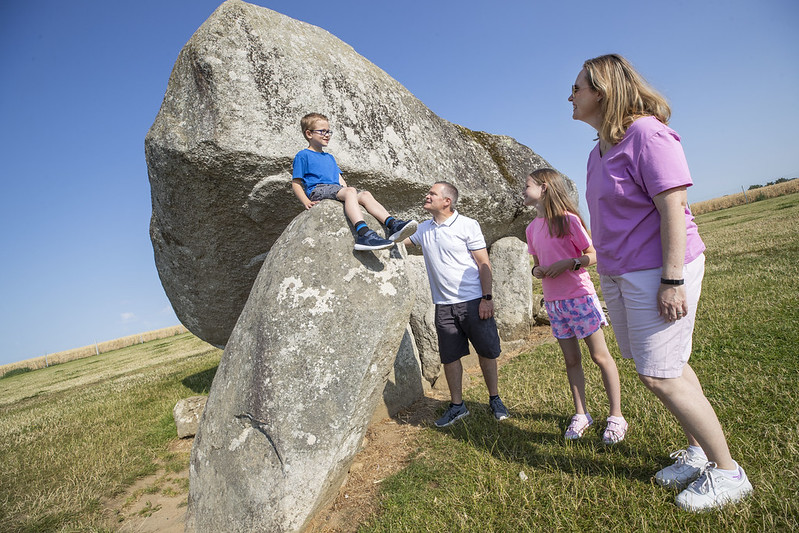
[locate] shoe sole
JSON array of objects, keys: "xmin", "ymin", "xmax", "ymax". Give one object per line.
[
  {"xmin": 388, "ymin": 220, "xmax": 418, "ymax": 242},
  {"xmin": 353, "ymin": 242, "xmax": 394, "ymax": 251},
  {"xmin": 434, "ymin": 410, "xmax": 470, "ymax": 428},
  {"xmin": 494, "ymin": 413, "xmax": 509, "ymax": 421}
]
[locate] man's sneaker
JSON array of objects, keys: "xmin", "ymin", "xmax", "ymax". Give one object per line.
[
  {"xmin": 354, "ymin": 229, "xmax": 394, "ymax": 251},
  {"xmin": 387, "ymin": 219, "xmax": 418, "ymax": 242},
  {"xmin": 434, "ymin": 402, "xmax": 469, "ymax": 427},
  {"xmin": 489, "ymin": 396, "xmax": 510, "ymax": 421},
  {"xmin": 564, "ymin": 413, "xmax": 593, "ymax": 440},
  {"xmin": 675, "ymin": 462, "xmax": 753, "ymax": 511},
  {"xmin": 655, "ymin": 448, "xmax": 708, "ymax": 489},
  {"xmin": 602, "ymin": 415, "xmax": 628, "ymax": 444}
]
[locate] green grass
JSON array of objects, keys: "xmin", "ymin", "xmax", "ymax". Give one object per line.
[
  {"xmin": 359, "ymin": 193, "xmax": 799, "ymax": 532},
  {"xmin": 0, "ymin": 333, "xmax": 221, "ymax": 532},
  {"xmin": 0, "ymin": 194, "xmax": 796, "ymax": 532}
]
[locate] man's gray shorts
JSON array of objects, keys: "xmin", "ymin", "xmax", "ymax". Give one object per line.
[
  {"xmin": 435, "ymin": 298, "xmax": 501, "ymax": 364},
  {"xmin": 309, "ymin": 184, "xmax": 343, "ymax": 201}
]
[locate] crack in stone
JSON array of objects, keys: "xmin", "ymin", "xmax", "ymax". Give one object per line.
[{"xmin": 235, "ymin": 413, "xmax": 284, "ymax": 466}]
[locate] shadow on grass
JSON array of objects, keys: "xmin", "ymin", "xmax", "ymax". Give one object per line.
[
  {"xmin": 432, "ymin": 400, "xmax": 663, "ymax": 484},
  {"xmin": 182, "ymin": 365, "xmax": 218, "ymax": 394}
]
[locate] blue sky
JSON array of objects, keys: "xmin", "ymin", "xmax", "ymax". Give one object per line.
[{"xmin": 1, "ymin": 0, "xmax": 797, "ymax": 366}]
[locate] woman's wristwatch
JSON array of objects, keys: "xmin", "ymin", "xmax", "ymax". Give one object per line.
[{"xmin": 572, "ymin": 258, "xmax": 582, "ymax": 271}]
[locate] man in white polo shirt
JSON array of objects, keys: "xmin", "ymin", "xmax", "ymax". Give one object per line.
[{"xmin": 403, "ymin": 181, "xmax": 509, "ymax": 427}]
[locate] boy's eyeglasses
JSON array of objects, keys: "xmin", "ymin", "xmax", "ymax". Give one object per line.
[{"xmin": 311, "ymin": 129, "xmax": 333, "ymax": 137}]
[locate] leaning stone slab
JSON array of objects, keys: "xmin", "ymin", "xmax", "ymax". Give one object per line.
[
  {"xmin": 185, "ymin": 200, "xmax": 413, "ymax": 533},
  {"xmin": 146, "ymin": 0, "xmax": 562, "ymax": 348}
]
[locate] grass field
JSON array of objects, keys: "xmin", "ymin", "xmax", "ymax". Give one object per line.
[
  {"xmin": 1, "ymin": 193, "xmax": 797, "ymax": 532},
  {"xmin": 0, "ymin": 334, "xmax": 221, "ymax": 532}
]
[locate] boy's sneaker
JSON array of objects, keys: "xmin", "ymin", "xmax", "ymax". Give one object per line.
[
  {"xmin": 564, "ymin": 413, "xmax": 593, "ymax": 440},
  {"xmin": 655, "ymin": 448, "xmax": 708, "ymax": 489},
  {"xmin": 354, "ymin": 229, "xmax": 394, "ymax": 251},
  {"xmin": 602, "ymin": 415, "xmax": 628, "ymax": 444},
  {"xmin": 675, "ymin": 462, "xmax": 753, "ymax": 511},
  {"xmin": 387, "ymin": 219, "xmax": 418, "ymax": 242},
  {"xmin": 434, "ymin": 402, "xmax": 469, "ymax": 427},
  {"xmin": 489, "ymin": 396, "xmax": 510, "ymax": 421}
]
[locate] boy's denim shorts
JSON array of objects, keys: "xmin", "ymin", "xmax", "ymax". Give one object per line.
[
  {"xmin": 545, "ymin": 293, "xmax": 608, "ymax": 340},
  {"xmin": 309, "ymin": 184, "xmax": 343, "ymax": 201}
]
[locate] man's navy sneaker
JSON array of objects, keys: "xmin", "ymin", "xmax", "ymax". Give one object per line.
[
  {"xmin": 489, "ymin": 396, "xmax": 510, "ymax": 421},
  {"xmin": 354, "ymin": 229, "xmax": 393, "ymax": 251},
  {"xmin": 434, "ymin": 402, "xmax": 470, "ymax": 427},
  {"xmin": 387, "ymin": 219, "xmax": 418, "ymax": 242}
]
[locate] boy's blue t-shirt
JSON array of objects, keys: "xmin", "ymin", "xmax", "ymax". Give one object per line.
[{"xmin": 292, "ymin": 148, "xmax": 341, "ymax": 196}]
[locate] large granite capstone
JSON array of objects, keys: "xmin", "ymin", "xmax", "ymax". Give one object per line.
[{"xmin": 145, "ymin": 0, "xmax": 562, "ymax": 347}]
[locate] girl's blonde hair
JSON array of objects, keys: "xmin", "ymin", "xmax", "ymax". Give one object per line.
[
  {"xmin": 529, "ymin": 168, "xmax": 587, "ymax": 238},
  {"xmin": 583, "ymin": 54, "xmax": 671, "ymax": 145}
]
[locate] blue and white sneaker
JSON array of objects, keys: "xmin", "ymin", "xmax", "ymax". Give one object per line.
[
  {"xmin": 354, "ymin": 229, "xmax": 393, "ymax": 251},
  {"xmin": 387, "ymin": 219, "xmax": 418, "ymax": 242},
  {"xmin": 434, "ymin": 402, "xmax": 470, "ymax": 427}
]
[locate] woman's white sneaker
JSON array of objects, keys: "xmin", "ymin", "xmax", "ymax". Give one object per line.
[
  {"xmin": 675, "ymin": 462, "xmax": 753, "ymax": 511},
  {"xmin": 655, "ymin": 448, "xmax": 707, "ymax": 489}
]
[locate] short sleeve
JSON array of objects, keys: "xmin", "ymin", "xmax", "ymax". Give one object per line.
[
  {"xmin": 292, "ymin": 151, "xmax": 306, "ymax": 180},
  {"xmin": 465, "ymin": 218, "xmax": 487, "ymax": 251},
  {"xmin": 636, "ymin": 130, "xmax": 693, "ymax": 198},
  {"xmin": 525, "ymin": 222, "xmax": 536, "ymax": 256},
  {"xmin": 568, "ymin": 213, "xmax": 591, "ymax": 251}
]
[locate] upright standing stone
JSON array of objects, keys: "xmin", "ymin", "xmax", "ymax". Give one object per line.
[
  {"xmin": 490, "ymin": 237, "xmax": 534, "ymax": 342},
  {"xmin": 186, "ymin": 201, "xmax": 413, "ymax": 532}
]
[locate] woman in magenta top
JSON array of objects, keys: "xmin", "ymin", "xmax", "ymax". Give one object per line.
[{"xmin": 570, "ymin": 54, "xmax": 752, "ymax": 511}]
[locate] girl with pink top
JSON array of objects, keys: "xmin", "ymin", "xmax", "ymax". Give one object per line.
[
  {"xmin": 524, "ymin": 168, "xmax": 626, "ymax": 444},
  {"xmin": 570, "ymin": 53, "xmax": 752, "ymax": 511}
]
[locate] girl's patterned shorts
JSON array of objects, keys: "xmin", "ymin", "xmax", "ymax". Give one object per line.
[{"xmin": 545, "ymin": 293, "xmax": 607, "ymax": 340}]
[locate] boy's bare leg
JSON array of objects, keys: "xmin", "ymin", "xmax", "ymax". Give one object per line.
[
  {"xmin": 356, "ymin": 190, "xmax": 390, "ymax": 223},
  {"xmin": 337, "ymin": 187, "xmax": 367, "ymax": 225}
]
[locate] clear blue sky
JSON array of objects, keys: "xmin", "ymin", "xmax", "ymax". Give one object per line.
[{"xmin": 1, "ymin": 0, "xmax": 797, "ymax": 366}]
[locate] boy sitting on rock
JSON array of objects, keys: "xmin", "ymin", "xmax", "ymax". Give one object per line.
[{"xmin": 291, "ymin": 112, "xmax": 417, "ymax": 251}]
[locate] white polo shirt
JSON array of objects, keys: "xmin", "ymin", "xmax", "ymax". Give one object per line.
[{"xmin": 409, "ymin": 211, "xmax": 487, "ymax": 305}]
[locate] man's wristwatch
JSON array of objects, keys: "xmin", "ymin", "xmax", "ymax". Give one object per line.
[
  {"xmin": 482, "ymin": 294, "xmax": 493, "ymax": 301},
  {"xmin": 572, "ymin": 258, "xmax": 582, "ymax": 271}
]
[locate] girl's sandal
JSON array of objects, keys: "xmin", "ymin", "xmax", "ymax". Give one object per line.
[{"xmin": 602, "ymin": 416, "xmax": 628, "ymax": 444}]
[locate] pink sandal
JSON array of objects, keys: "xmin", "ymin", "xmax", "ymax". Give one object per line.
[{"xmin": 602, "ymin": 416, "xmax": 628, "ymax": 444}]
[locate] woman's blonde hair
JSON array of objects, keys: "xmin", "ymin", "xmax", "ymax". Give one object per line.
[
  {"xmin": 528, "ymin": 168, "xmax": 586, "ymax": 238},
  {"xmin": 583, "ymin": 54, "xmax": 671, "ymax": 144}
]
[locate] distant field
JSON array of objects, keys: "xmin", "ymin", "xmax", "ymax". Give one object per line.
[
  {"xmin": 690, "ymin": 178, "xmax": 799, "ymax": 215},
  {"xmin": 0, "ymin": 325, "xmax": 188, "ymax": 378}
]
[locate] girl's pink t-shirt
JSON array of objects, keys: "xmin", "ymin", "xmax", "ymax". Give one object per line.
[
  {"xmin": 526, "ymin": 212, "xmax": 597, "ymax": 301},
  {"xmin": 585, "ymin": 116, "xmax": 705, "ymax": 276}
]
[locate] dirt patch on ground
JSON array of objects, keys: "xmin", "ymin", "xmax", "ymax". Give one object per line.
[{"xmin": 106, "ymin": 328, "xmax": 552, "ymax": 532}]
